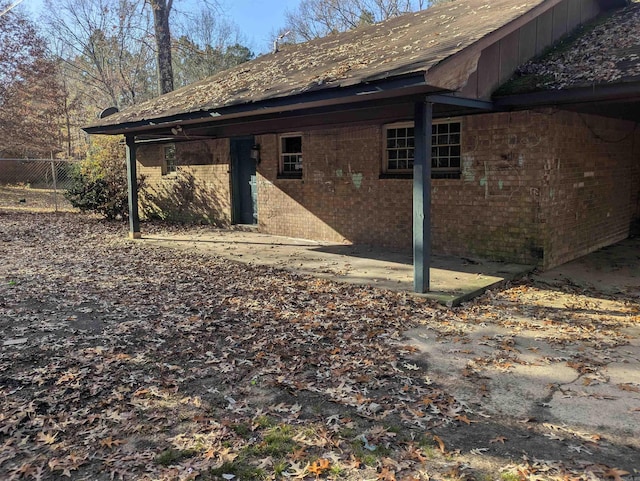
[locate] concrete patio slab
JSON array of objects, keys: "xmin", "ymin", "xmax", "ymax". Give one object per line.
[{"xmin": 141, "ymin": 228, "xmax": 533, "ymax": 305}]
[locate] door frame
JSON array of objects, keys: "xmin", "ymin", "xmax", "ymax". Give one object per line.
[{"xmin": 230, "ymin": 136, "xmax": 257, "ymax": 225}]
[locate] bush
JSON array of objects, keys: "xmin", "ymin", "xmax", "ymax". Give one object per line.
[{"xmin": 65, "ymin": 136, "xmax": 143, "ymax": 220}]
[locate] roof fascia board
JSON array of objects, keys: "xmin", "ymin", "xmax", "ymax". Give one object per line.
[
  {"xmin": 427, "ymin": 0, "xmax": 565, "ymax": 91},
  {"xmin": 89, "ymin": 89, "xmax": 434, "ymax": 137},
  {"xmin": 495, "ymin": 81, "xmax": 640, "ymax": 109},
  {"xmin": 426, "ymin": 94, "xmax": 494, "ymax": 110},
  {"xmin": 85, "ymin": 74, "xmax": 445, "ymax": 135},
  {"xmin": 130, "ymin": 99, "xmax": 495, "ymax": 144}
]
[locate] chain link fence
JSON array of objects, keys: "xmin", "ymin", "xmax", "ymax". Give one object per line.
[{"xmin": 0, "ymin": 158, "xmax": 80, "ymax": 212}]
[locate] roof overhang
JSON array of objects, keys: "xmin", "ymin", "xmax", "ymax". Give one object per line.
[
  {"xmin": 494, "ymin": 81, "xmax": 640, "ymax": 122},
  {"xmin": 85, "ymin": 73, "xmax": 435, "ymax": 136},
  {"xmin": 84, "ymin": 73, "xmax": 496, "ymax": 139}
]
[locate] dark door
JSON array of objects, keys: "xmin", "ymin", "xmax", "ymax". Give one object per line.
[{"xmin": 230, "ymin": 136, "xmax": 257, "ymax": 225}]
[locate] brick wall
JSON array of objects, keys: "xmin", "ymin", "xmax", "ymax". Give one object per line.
[
  {"xmin": 540, "ymin": 110, "xmax": 639, "ymax": 268},
  {"xmin": 632, "ymin": 128, "xmax": 640, "ymax": 225},
  {"xmin": 137, "ymin": 139, "xmax": 232, "ymax": 225},
  {"xmin": 134, "ymin": 110, "xmax": 638, "ymax": 270},
  {"xmin": 254, "ymin": 113, "xmax": 547, "ymax": 265},
  {"xmin": 253, "ymin": 110, "xmax": 638, "ymax": 269}
]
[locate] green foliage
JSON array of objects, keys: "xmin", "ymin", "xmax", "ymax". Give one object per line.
[
  {"xmin": 231, "ymin": 422, "xmax": 252, "ymax": 438},
  {"xmin": 155, "ymin": 448, "xmax": 198, "ymax": 466},
  {"xmin": 64, "ymin": 136, "xmax": 143, "ymax": 220},
  {"xmin": 500, "ymin": 472, "xmax": 521, "ymax": 481},
  {"xmin": 248, "ymin": 425, "xmax": 297, "ymax": 457},
  {"xmin": 208, "ymin": 461, "xmax": 266, "ymax": 480}
]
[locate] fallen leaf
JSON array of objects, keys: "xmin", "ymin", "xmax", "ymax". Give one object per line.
[
  {"xmin": 617, "ymin": 383, "xmax": 640, "ymax": 393},
  {"xmin": 284, "ymin": 462, "xmax": 309, "ymax": 479},
  {"xmin": 99, "ymin": 437, "xmax": 125, "ymax": 449},
  {"xmin": 308, "ymin": 458, "xmax": 331, "ymax": 475},
  {"xmin": 377, "ymin": 466, "xmax": 396, "ymax": 481},
  {"xmin": 603, "ymin": 467, "xmax": 630, "ymax": 481},
  {"xmin": 432, "ymin": 434, "xmax": 446, "ymax": 454},
  {"xmin": 36, "ymin": 431, "xmax": 58, "ymax": 445},
  {"xmin": 456, "ymin": 414, "xmax": 474, "ymax": 425},
  {"xmin": 470, "ymin": 447, "xmax": 489, "ymax": 455}
]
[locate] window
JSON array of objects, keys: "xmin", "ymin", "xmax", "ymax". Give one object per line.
[
  {"xmin": 431, "ymin": 121, "xmax": 461, "ymax": 176},
  {"xmin": 163, "ymin": 144, "xmax": 177, "ymax": 175},
  {"xmin": 386, "ymin": 123, "xmax": 415, "ymax": 172},
  {"xmin": 384, "ymin": 120, "xmax": 462, "ymax": 178},
  {"xmin": 279, "ymin": 134, "xmax": 302, "ymax": 178}
]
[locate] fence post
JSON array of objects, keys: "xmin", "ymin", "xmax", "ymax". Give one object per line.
[{"xmin": 50, "ymin": 156, "xmax": 58, "ymax": 212}]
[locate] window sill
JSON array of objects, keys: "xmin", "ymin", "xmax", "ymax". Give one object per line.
[
  {"xmin": 277, "ymin": 173, "xmax": 303, "ymax": 180},
  {"xmin": 379, "ymin": 172, "xmax": 412, "ymax": 180},
  {"xmin": 379, "ymin": 172, "xmax": 461, "ymax": 180}
]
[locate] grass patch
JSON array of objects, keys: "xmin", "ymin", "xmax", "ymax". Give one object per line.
[
  {"xmin": 250, "ymin": 425, "xmax": 297, "ymax": 457},
  {"xmin": 500, "ymin": 472, "xmax": 520, "ymax": 481},
  {"xmin": 350, "ymin": 440, "xmax": 391, "ymax": 467},
  {"xmin": 253, "ymin": 415, "xmax": 276, "ymax": 429},
  {"xmin": 155, "ymin": 448, "xmax": 198, "ymax": 466},
  {"xmin": 231, "ymin": 422, "xmax": 252, "ymax": 438},
  {"xmin": 329, "ymin": 462, "xmax": 346, "ymax": 477},
  {"xmin": 207, "ymin": 461, "xmax": 266, "ymax": 480},
  {"xmin": 206, "ymin": 425, "xmax": 299, "ymax": 480}
]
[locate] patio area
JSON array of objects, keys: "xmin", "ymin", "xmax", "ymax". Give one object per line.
[{"xmin": 141, "ymin": 228, "xmax": 533, "ymax": 305}]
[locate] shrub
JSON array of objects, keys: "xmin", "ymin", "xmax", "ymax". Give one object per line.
[{"xmin": 65, "ymin": 136, "xmax": 143, "ymax": 220}]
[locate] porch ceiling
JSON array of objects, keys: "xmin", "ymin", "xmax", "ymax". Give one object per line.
[{"xmin": 495, "ymin": 81, "xmax": 640, "ymax": 123}]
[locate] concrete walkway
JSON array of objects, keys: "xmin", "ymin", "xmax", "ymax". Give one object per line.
[
  {"xmin": 141, "ymin": 228, "xmax": 532, "ymax": 305},
  {"xmin": 404, "ymin": 237, "xmax": 640, "ymax": 465}
]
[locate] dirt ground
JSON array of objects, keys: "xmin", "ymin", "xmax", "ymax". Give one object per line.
[
  {"xmin": 1, "ymin": 211, "xmax": 639, "ymax": 481},
  {"xmin": 0, "ymin": 185, "xmax": 75, "ymax": 213}
]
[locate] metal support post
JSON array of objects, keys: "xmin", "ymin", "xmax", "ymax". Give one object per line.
[
  {"xmin": 125, "ymin": 136, "xmax": 141, "ymax": 239},
  {"xmin": 413, "ymin": 101, "xmax": 433, "ymax": 293}
]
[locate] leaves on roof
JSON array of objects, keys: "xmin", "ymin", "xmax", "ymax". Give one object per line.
[
  {"xmin": 87, "ymin": 0, "xmax": 547, "ymax": 129},
  {"xmin": 498, "ymin": 0, "xmax": 640, "ymax": 95}
]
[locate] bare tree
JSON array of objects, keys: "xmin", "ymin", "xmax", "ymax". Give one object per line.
[
  {"xmin": 44, "ymin": 0, "xmax": 155, "ymax": 109},
  {"xmin": 0, "ymin": 2, "xmax": 63, "ymax": 157},
  {"xmin": 282, "ymin": 0, "xmax": 429, "ymax": 42},
  {"xmin": 171, "ymin": 7, "xmax": 253, "ymax": 87},
  {"xmin": 148, "ymin": 0, "xmax": 174, "ymax": 94}
]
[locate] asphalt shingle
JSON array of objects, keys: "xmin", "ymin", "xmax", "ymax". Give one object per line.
[
  {"xmin": 503, "ymin": 0, "xmax": 640, "ymax": 93},
  {"xmin": 88, "ymin": 0, "xmax": 547, "ymax": 129}
]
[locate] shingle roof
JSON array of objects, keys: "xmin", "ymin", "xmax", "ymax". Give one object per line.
[
  {"xmin": 87, "ymin": 0, "xmax": 547, "ymax": 130},
  {"xmin": 499, "ymin": 0, "xmax": 640, "ymax": 93}
]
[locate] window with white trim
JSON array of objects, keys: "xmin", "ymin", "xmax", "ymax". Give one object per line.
[
  {"xmin": 385, "ymin": 123, "xmax": 415, "ymax": 172},
  {"xmin": 432, "ymin": 121, "xmax": 461, "ymax": 175},
  {"xmin": 279, "ymin": 133, "xmax": 302, "ymax": 178},
  {"xmin": 163, "ymin": 144, "xmax": 177, "ymax": 175},
  {"xmin": 383, "ymin": 120, "xmax": 462, "ymax": 178}
]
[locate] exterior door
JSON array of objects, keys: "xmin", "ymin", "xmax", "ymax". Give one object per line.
[{"xmin": 230, "ymin": 136, "xmax": 257, "ymax": 225}]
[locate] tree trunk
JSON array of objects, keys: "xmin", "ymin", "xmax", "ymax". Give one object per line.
[{"xmin": 150, "ymin": 0, "xmax": 174, "ymax": 94}]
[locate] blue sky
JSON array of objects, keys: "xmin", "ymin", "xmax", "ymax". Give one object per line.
[
  {"xmin": 24, "ymin": 0, "xmax": 300, "ymax": 54},
  {"xmin": 222, "ymin": 0, "xmax": 300, "ymax": 52}
]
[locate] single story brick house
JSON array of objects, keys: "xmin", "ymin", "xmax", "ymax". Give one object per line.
[{"xmin": 85, "ymin": 0, "xmax": 640, "ymax": 292}]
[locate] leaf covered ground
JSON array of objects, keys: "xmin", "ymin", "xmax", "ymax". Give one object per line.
[{"xmin": 1, "ymin": 211, "xmax": 638, "ymax": 481}]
